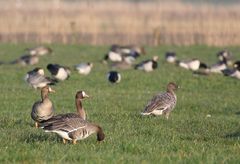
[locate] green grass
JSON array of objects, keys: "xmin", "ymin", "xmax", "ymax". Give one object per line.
[{"xmin": 0, "ymin": 44, "xmax": 240, "ymax": 163}]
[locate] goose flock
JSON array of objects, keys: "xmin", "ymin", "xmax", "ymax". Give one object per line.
[{"xmin": 3, "ymin": 45, "xmax": 239, "ymax": 144}]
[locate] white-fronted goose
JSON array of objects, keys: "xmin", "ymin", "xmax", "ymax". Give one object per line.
[
  {"xmin": 75, "ymin": 62, "xmax": 93, "ymax": 75},
  {"xmin": 24, "ymin": 68, "xmax": 55, "ymax": 89},
  {"xmin": 26, "ymin": 46, "xmax": 53, "ymax": 56},
  {"xmin": 141, "ymin": 82, "xmax": 179, "ymax": 119},
  {"xmin": 31, "ymin": 86, "xmax": 55, "ymax": 128},
  {"xmin": 47, "ymin": 64, "xmax": 71, "ymax": 81},
  {"xmin": 40, "ymin": 91, "xmax": 105, "ymax": 144},
  {"xmin": 11, "ymin": 54, "xmax": 39, "ymax": 66},
  {"xmin": 135, "ymin": 56, "xmax": 158, "ymax": 72},
  {"xmin": 107, "ymin": 71, "xmax": 121, "ymax": 83}
]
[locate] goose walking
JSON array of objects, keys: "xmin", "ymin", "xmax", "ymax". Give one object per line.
[
  {"xmin": 40, "ymin": 91, "xmax": 105, "ymax": 144},
  {"xmin": 47, "ymin": 64, "xmax": 71, "ymax": 81},
  {"xmin": 141, "ymin": 82, "xmax": 179, "ymax": 119},
  {"xmin": 31, "ymin": 86, "xmax": 55, "ymax": 128}
]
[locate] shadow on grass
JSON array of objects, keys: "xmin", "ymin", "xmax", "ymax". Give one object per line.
[
  {"xmin": 225, "ymin": 131, "xmax": 240, "ymax": 139},
  {"xmin": 235, "ymin": 111, "xmax": 240, "ymax": 115},
  {"xmin": 21, "ymin": 133, "xmax": 62, "ymax": 144}
]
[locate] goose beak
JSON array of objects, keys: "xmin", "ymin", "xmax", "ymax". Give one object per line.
[
  {"xmin": 84, "ymin": 94, "xmax": 90, "ymax": 98},
  {"xmin": 49, "ymin": 87, "xmax": 55, "ymax": 93}
]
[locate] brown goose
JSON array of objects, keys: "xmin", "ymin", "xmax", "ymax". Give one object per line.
[
  {"xmin": 141, "ymin": 82, "xmax": 179, "ymax": 119},
  {"xmin": 31, "ymin": 86, "xmax": 55, "ymax": 128},
  {"xmin": 40, "ymin": 91, "xmax": 105, "ymax": 144}
]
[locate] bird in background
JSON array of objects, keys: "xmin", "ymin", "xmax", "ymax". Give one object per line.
[
  {"xmin": 47, "ymin": 63, "xmax": 71, "ymax": 81},
  {"xmin": 107, "ymin": 71, "xmax": 121, "ymax": 83},
  {"xmin": 24, "ymin": 67, "xmax": 56, "ymax": 89},
  {"xmin": 135, "ymin": 56, "xmax": 159, "ymax": 72}
]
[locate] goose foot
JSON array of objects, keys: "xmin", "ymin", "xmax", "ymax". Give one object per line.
[
  {"xmin": 63, "ymin": 139, "xmax": 67, "ymax": 144},
  {"xmin": 72, "ymin": 139, "xmax": 77, "ymax": 145},
  {"xmin": 35, "ymin": 122, "xmax": 39, "ymax": 128}
]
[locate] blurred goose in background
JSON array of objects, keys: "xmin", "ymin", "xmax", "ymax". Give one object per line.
[
  {"xmin": 75, "ymin": 62, "xmax": 93, "ymax": 75},
  {"xmin": 165, "ymin": 51, "xmax": 177, "ymax": 64},
  {"xmin": 111, "ymin": 60, "xmax": 133, "ymax": 70},
  {"xmin": 40, "ymin": 91, "xmax": 105, "ymax": 144},
  {"xmin": 31, "ymin": 86, "xmax": 55, "ymax": 128},
  {"xmin": 103, "ymin": 51, "xmax": 122, "ymax": 64},
  {"xmin": 141, "ymin": 82, "xmax": 179, "ymax": 119},
  {"xmin": 222, "ymin": 61, "xmax": 240, "ymax": 79},
  {"xmin": 177, "ymin": 58, "xmax": 201, "ymax": 71},
  {"xmin": 107, "ymin": 71, "xmax": 121, "ymax": 83},
  {"xmin": 11, "ymin": 54, "xmax": 39, "ymax": 66},
  {"xmin": 25, "ymin": 68, "xmax": 55, "ymax": 89},
  {"xmin": 135, "ymin": 56, "xmax": 158, "ymax": 72},
  {"xmin": 217, "ymin": 49, "xmax": 233, "ymax": 66},
  {"xmin": 193, "ymin": 62, "xmax": 210, "ymax": 75},
  {"xmin": 110, "ymin": 44, "xmax": 146, "ymax": 56},
  {"xmin": 26, "ymin": 46, "xmax": 53, "ymax": 56},
  {"xmin": 210, "ymin": 57, "xmax": 228, "ymax": 73},
  {"xmin": 47, "ymin": 64, "xmax": 71, "ymax": 81}
]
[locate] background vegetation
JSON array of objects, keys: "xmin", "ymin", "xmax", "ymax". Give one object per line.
[{"xmin": 0, "ymin": 0, "xmax": 240, "ymax": 46}]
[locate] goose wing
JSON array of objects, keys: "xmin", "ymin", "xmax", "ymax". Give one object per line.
[{"xmin": 143, "ymin": 92, "xmax": 173, "ymax": 113}]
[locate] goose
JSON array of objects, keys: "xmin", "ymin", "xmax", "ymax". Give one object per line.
[
  {"xmin": 26, "ymin": 46, "xmax": 53, "ymax": 56},
  {"xmin": 103, "ymin": 51, "xmax": 123, "ymax": 64},
  {"xmin": 11, "ymin": 54, "xmax": 39, "ymax": 66},
  {"xmin": 165, "ymin": 52, "xmax": 177, "ymax": 64},
  {"xmin": 141, "ymin": 82, "xmax": 179, "ymax": 119},
  {"xmin": 111, "ymin": 60, "xmax": 133, "ymax": 70},
  {"xmin": 24, "ymin": 68, "xmax": 55, "ymax": 89},
  {"xmin": 75, "ymin": 62, "xmax": 93, "ymax": 75},
  {"xmin": 177, "ymin": 58, "xmax": 201, "ymax": 71},
  {"xmin": 110, "ymin": 44, "xmax": 145, "ymax": 56},
  {"xmin": 47, "ymin": 64, "xmax": 71, "ymax": 81},
  {"xmin": 31, "ymin": 86, "xmax": 55, "ymax": 128},
  {"xmin": 222, "ymin": 61, "xmax": 240, "ymax": 79},
  {"xmin": 217, "ymin": 50, "xmax": 233, "ymax": 67},
  {"xmin": 193, "ymin": 62, "xmax": 210, "ymax": 75},
  {"xmin": 40, "ymin": 91, "xmax": 105, "ymax": 144},
  {"xmin": 210, "ymin": 57, "xmax": 228, "ymax": 73},
  {"xmin": 135, "ymin": 56, "xmax": 158, "ymax": 72},
  {"xmin": 107, "ymin": 71, "xmax": 121, "ymax": 83}
]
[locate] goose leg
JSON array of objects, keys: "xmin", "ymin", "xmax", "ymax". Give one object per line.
[
  {"xmin": 63, "ymin": 139, "xmax": 67, "ymax": 144},
  {"xmin": 72, "ymin": 139, "xmax": 77, "ymax": 145},
  {"xmin": 35, "ymin": 122, "xmax": 39, "ymax": 128}
]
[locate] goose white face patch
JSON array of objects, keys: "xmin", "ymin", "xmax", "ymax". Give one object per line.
[{"xmin": 38, "ymin": 69, "xmax": 45, "ymax": 76}]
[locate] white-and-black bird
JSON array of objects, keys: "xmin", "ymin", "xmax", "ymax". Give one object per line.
[
  {"xmin": 107, "ymin": 71, "xmax": 121, "ymax": 83},
  {"xmin": 222, "ymin": 61, "xmax": 240, "ymax": 79},
  {"xmin": 141, "ymin": 82, "xmax": 179, "ymax": 119},
  {"xmin": 177, "ymin": 58, "xmax": 201, "ymax": 71},
  {"xmin": 24, "ymin": 68, "xmax": 55, "ymax": 89},
  {"xmin": 210, "ymin": 57, "xmax": 228, "ymax": 73},
  {"xmin": 135, "ymin": 56, "xmax": 158, "ymax": 72},
  {"xmin": 75, "ymin": 62, "xmax": 93, "ymax": 75},
  {"xmin": 165, "ymin": 51, "xmax": 177, "ymax": 64},
  {"xmin": 103, "ymin": 51, "xmax": 123, "ymax": 64},
  {"xmin": 47, "ymin": 64, "xmax": 71, "ymax": 81}
]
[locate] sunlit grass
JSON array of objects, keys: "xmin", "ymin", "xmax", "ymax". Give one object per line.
[{"xmin": 0, "ymin": 44, "xmax": 240, "ymax": 163}]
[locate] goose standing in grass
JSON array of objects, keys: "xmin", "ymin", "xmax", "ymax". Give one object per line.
[
  {"xmin": 40, "ymin": 91, "xmax": 105, "ymax": 144},
  {"xmin": 107, "ymin": 71, "xmax": 121, "ymax": 83},
  {"xmin": 75, "ymin": 62, "xmax": 93, "ymax": 75},
  {"xmin": 165, "ymin": 51, "xmax": 177, "ymax": 64},
  {"xmin": 25, "ymin": 68, "xmax": 55, "ymax": 89},
  {"xmin": 141, "ymin": 82, "xmax": 179, "ymax": 119},
  {"xmin": 31, "ymin": 86, "xmax": 55, "ymax": 128},
  {"xmin": 47, "ymin": 64, "xmax": 71, "ymax": 81},
  {"xmin": 135, "ymin": 56, "xmax": 159, "ymax": 72},
  {"xmin": 11, "ymin": 54, "xmax": 39, "ymax": 66},
  {"xmin": 26, "ymin": 46, "xmax": 53, "ymax": 56}
]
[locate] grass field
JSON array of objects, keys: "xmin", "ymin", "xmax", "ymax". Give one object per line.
[{"xmin": 0, "ymin": 44, "xmax": 240, "ymax": 163}]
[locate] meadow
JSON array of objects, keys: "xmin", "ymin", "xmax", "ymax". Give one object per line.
[{"xmin": 0, "ymin": 44, "xmax": 240, "ymax": 163}]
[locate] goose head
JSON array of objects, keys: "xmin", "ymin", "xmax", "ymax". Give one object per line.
[
  {"xmin": 41, "ymin": 86, "xmax": 55, "ymax": 99},
  {"xmin": 152, "ymin": 56, "xmax": 159, "ymax": 61},
  {"xmin": 75, "ymin": 91, "xmax": 89, "ymax": 100},
  {"xmin": 97, "ymin": 126, "xmax": 105, "ymax": 142},
  {"xmin": 167, "ymin": 82, "xmax": 179, "ymax": 92}
]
